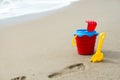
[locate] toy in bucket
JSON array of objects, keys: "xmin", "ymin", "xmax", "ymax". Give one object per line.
[{"xmin": 72, "ymin": 20, "xmax": 98, "ymax": 55}]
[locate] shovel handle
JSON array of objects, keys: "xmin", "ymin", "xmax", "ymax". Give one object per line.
[{"xmin": 97, "ymin": 32, "xmax": 106, "ymax": 52}]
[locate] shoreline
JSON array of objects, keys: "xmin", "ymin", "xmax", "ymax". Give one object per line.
[{"xmin": 0, "ymin": 1, "xmax": 79, "ymax": 27}]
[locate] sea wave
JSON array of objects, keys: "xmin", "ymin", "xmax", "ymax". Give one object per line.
[{"xmin": 0, "ymin": 0, "xmax": 78, "ymax": 20}]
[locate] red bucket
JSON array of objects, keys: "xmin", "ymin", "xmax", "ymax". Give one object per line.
[
  {"xmin": 72, "ymin": 21, "xmax": 98, "ymax": 55},
  {"xmin": 72, "ymin": 29, "xmax": 98, "ymax": 55},
  {"xmin": 76, "ymin": 35, "xmax": 96, "ymax": 55}
]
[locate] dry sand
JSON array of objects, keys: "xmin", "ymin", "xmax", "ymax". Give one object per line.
[{"xmin": 0, "ymin": 0, "xmax": 120, "ymax": 80}]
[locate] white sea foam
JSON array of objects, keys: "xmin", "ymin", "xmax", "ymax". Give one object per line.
[{"xmin": 0, "ymin": 0, "xmax": 79, "ymax": 20}]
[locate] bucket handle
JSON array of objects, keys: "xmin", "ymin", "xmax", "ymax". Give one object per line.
[{"xmin": 72, "ymin": 35, "xmax": 77, "ymax": 46}]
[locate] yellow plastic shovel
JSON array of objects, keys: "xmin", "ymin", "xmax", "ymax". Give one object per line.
[{"xmin": 90, "ymin": 32, "xmax": 106, "ymax": 63}]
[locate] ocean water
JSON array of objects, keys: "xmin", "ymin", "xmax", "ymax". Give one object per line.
[{"xmin": 0, "ymin": 0, "xmax": 78, "ymax": 20}]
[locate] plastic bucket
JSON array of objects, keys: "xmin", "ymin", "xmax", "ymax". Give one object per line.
[
  {"xmin": 72, "ymin": 29, "xmax": 98, "ymax": 55},
  {"xmin": 76, "ymin": 35, "xmax": 96, "ymax": 55}
]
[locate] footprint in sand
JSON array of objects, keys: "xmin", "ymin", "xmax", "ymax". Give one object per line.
[
  {"xmin": 48, "ymin": 63, "xmax": 85, "ymax": 78},
  {"xmin": 11, "ymin": 76, "xmax": 26, "ymax": 80}
]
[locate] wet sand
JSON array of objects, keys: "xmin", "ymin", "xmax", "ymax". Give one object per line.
[{"xmin": 0, "ymin": 0, "xmax": 120, "ymax": 80}]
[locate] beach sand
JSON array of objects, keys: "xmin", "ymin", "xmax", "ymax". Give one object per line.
[{"xmin": 0, "ymin": 0, "xmax": 120, "ymax": 80}]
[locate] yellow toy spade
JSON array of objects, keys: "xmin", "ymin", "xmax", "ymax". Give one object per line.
[{"xmin": 90, "ymin": 32, "xmax": 106, "ymax": 63}]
